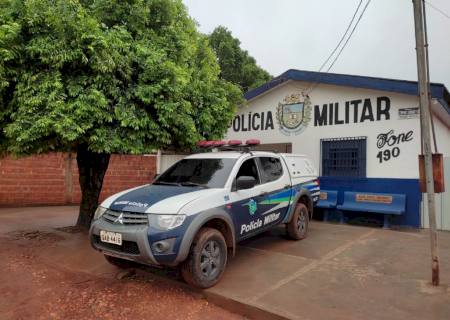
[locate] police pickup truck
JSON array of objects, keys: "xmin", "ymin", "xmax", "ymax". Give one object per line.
[{"xmin": 90, "ymin": 140, "xmax": 319, "ymax": 288}]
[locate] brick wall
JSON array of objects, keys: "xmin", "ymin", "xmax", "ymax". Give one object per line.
[{"xmin": 0, "ymin": 152, "xmax": 157, "ymax": 206}]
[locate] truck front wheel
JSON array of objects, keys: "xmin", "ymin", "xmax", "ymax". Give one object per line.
[
  {"xmin": 181, "ymin": 227, "xmax": 227, "ymax": 289},
  {"xmin": 286, "ymin": 203, "xmax": 309, "ymax": 240}
]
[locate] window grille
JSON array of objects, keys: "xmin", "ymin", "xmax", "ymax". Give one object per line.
[{"xmin": 321, "ymin": 137, "xmax": 367, "ymax": 177}]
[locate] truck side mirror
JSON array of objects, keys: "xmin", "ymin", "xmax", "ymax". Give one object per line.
[
  {"xmin": 236, "ymin": 176, "xmax": 256, "ymax": 190},
  {"xmin": 153, "ymin": 173, "xmax": 160, "ymax": 180}
]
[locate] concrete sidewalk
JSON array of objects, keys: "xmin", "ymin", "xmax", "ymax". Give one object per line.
[
  {"xmin": 208, "ymin": 222, "xmax": 450, "ymax": 320},
  {"xmin": 1, "ymin": 206, "xmax": 449, "ymax": 320}
]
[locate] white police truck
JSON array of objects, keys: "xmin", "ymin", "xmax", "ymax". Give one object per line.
[{"xmin": 90, "ymin": 140, "xmax": 319, "ymax": 288}]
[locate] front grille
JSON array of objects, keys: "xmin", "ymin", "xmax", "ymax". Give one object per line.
[
  {"xmin": 102, "ymin": 209, "xmax": 148, "ymax": 225},
  {"xmin": 93, "ymin": 235, "xmax": 140, "ymax": 255}
]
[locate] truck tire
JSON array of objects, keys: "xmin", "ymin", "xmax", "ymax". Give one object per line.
[
  {"xmin": 181, "ymin": 227, "xmax": 227, "ymax": 289},
  {"xmin": 104, "ymin": 255, "xmax": 138, "ymax": 269},
  {"xmin": 286, "ymin": 203, "xmax": 309, "ymax": 240}
]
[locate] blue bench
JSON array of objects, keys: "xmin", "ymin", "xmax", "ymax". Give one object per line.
[
  {"xmin": 337, "ymin": 192, "xmax": 406, "ymax": 229},
  {"xmin": 316, "ymin": 190, "xmax": 338, "ymax": 209},
  {"xmin": 316, "ymin": 190, "xmax": 343, "ymax": 223}
]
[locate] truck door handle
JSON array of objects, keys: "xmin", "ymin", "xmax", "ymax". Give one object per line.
[
  {"xmin": 284, "ymin": 184, "xmax": 291, "ymax": 189},
  {"xmin": 260, "ymin": 191, "xmax": 270, "ymax": 196}
]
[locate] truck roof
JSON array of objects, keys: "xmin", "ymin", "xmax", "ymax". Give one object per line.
[{"xmin": 185, "ymin": 151, "xmax": 308, "ymax": 159}]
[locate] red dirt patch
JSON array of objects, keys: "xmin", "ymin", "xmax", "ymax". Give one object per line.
[
  {"xmin": 7, "ymin": 230, "xmax": 65, "ymax": 247},
  {"xmin": 0, "ymin": 233, "xmax": 244, "ymax": 320}
]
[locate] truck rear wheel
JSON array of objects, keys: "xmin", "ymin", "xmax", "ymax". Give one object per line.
[
  {"xmin": 286, "ymin": 203, "xmax": 309, "ymax": 240},
  {"xmin": 181, "ymin": 227, "xmax": 227, "ymax": 289}
]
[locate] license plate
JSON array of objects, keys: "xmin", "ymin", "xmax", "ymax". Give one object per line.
[{"xmin": 100, "ymin": 230, "xmax": 122, "ymax": 245}]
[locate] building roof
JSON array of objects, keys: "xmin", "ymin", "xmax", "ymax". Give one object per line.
[{"xmin": 244, "ymin": 69, "xmax": 450, "ymax": 114}]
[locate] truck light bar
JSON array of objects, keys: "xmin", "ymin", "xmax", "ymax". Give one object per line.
[
  {"xmin": 245, "ymin": 139, "xmax": 260, "ymax": 146},
  {"xmin": 213, "ymin": 140, "xmax": 226, "ymax": 147},
  {"xmin": 196, "ymin": 141, "xmax": 209, "ymax": 148},
  {"xmin": 228, "ymin": 140, "xmax": 242, "ymax": 146},
  {"xmin": 196, "ymin": 139, "xmax": 260, "ymax": 149}
]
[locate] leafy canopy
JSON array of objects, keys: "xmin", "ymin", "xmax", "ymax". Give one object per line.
[
  {"xmin": 208, "ymin": 26, "xmax": 271, "ymax": 92},
  {"xmin": 0, "ymin": 0, "xmax": 242, "ymax": 155}
]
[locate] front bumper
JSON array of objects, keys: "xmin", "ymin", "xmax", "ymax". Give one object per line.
[{"xmin": 89, "ymin": 218, "xmax": 160, "ymax": 266}]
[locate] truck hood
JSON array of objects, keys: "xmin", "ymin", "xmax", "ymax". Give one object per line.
[{"xmin": 106, "ymin": 184, "xmax": 214, "ymax": 214}]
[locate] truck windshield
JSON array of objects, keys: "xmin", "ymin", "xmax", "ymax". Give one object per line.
[{"xmin": 154, "ymin": 158, "xmax": 236, "ymax": 188}]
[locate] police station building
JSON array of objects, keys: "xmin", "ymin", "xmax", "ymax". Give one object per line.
[{"xmin": 225, "ymin": 69, "xmax": 450, "ymax": 230}]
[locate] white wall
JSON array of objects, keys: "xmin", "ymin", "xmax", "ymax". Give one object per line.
[
  {"xmin": 431, "ymin": 114, "xmax": 450, "ymax": 156},
  {"xmin": 226, "ymin": 81, "xmax": 424, "ymax": 179}
]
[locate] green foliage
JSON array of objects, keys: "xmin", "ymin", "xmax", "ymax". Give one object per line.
[
  {"xmin": 0, "ymin": 0, "xmax": 242, "ymax": 155},
  {"xmin": 208, "ymin": 26, "xmax": 271, "ymax": 92}
]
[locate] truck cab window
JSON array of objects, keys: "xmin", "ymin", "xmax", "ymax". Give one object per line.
[
  {"xmin": 258, "ymin": 157, "xmax": 283, "ymax": 183},
  {"xmin": 155, "ymin": 158, "xmax": 236, "ymax": 188},
  {"xmin": 235, "ymin": 158, "xmax": 260, "ymax": 184}
]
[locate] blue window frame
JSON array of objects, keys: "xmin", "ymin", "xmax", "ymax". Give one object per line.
[{"xmin": 321, "ymin": 137, "xmax": 367, "ymax": 177}]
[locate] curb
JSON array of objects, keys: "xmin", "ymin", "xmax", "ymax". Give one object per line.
[
  {"xmin": 202, "ymin": 290, "xmax": 290, "ymax": 320},
  {"xmin": 135, "ymin": 268, "xmax": 290, "ymax": 320}
]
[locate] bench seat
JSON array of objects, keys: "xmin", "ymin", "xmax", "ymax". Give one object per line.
[{"xmin": 337, "ymin": 191, "xmax": 406, "ymax": 228}]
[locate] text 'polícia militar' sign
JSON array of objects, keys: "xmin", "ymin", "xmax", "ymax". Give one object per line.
[{"xmin": 231, "ymin": 95, "xmax": 392, "ymax": 135}]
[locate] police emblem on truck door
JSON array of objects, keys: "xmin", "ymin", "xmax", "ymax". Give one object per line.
[
  {"xmin": 243, "ymin": 199, "xmax": 258, "ymax": 215},
  {"xmin": 276, "ymin": 94, "xmax": 311, "ymax": 136}
]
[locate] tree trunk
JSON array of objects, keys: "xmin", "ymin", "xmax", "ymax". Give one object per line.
[{"xmin": 76, "ymin": 144, "xmax": 111, "ymax": 229}]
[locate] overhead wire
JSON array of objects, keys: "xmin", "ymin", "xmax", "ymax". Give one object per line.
[
  {"xmin": 425, "ymin": 0, "xmax": 450, "ymax": 20},
  {"xmin": 305, "ymin": 0, "xmax": 372, "ymax": 95},
  {"xmin": 301, "ymin": 0, "xmax": 364, "ymax": 94},
  {"xmin": 316, "ymin": 0, "xmax": 364, "ymax": 73},
  {"xmin": 323, "ymin": 0, "xmax": 372, "ymax": 74}
]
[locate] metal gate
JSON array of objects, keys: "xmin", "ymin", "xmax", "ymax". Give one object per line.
[{"xmin": 421, "ymin": 156, "xmax": 450, "ymax": 230}]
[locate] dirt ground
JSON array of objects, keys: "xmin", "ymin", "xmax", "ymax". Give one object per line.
[
  {"xmin": 2, "ymin": 206, "xmax": 450, "ymax": 320},
  {"xmin": 0, "ymin": 229, "xmax": 244, "ymax": 320}
]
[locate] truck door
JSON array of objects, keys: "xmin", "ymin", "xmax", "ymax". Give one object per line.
[
  {"xmin": 229, "ymin": 156, "xmax": 291, "ymax": 241},
  {"xmin": 229, "ymin": 157, "xmax": 266, "ymax": 240},
  {"xmin": 255, "ymin": 156, "xmax": 292, "ymax": 225}
]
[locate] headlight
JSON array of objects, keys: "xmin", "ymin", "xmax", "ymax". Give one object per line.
[
  {"xmin": 149, "ymin": 214, "xmax": 186, "ymax": 230},
  {"xmin": 94, "ymin": 206, "xmax": 108, "ymax": 220}
]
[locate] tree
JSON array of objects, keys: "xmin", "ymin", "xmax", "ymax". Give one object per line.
[
  {"xmin": 208, "ymin": 26, "xmax": 272, "ymax": 92},
  {"xmin": 0, "ymin": 0, "xmax": 242, "ymax": 228}
]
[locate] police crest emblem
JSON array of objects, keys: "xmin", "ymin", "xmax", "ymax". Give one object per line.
[{"xmin": 276, "ymin": 94, "xmax": 312, "ymax": 135}]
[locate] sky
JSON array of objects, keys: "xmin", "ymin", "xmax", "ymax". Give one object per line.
[{"xmin": 183, "ymin": 0, "xmax": 450, "ymax": 89}]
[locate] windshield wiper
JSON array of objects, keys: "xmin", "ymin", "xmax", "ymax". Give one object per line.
[
  {"xmin": 179, "ymin": 182, "xmax": 208, "ymax": 188},
  {"xmin": 153, "ymin": 181, "xmax": 180, "ymax": 186}
]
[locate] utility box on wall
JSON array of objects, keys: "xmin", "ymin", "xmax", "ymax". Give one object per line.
[{"xmin": 419, "ymin": 153, "xmax": 445, "ymax": 193}]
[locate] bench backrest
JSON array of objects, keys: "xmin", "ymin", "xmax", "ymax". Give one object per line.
[{"xmin": 342, "ymin": 191, "xmax": 406, "ymax": 214}]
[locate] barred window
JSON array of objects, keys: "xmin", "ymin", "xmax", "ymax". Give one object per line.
[{"xmin": 321, "ymin": 137, "xmax": 367, "ymax": 177}]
